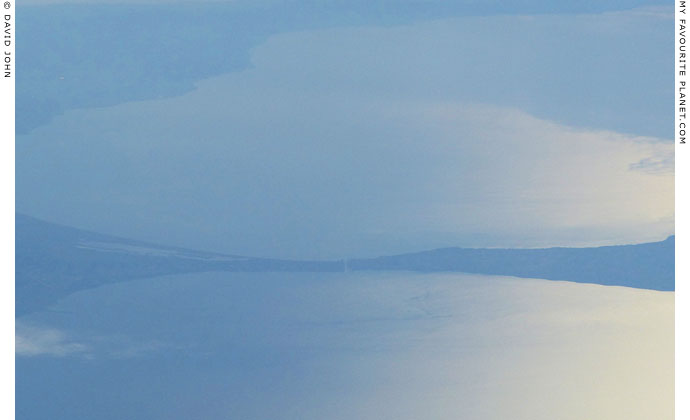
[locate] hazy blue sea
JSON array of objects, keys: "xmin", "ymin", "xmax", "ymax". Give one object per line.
[{"xmin": 16, "ymin": 272, "xmax": 673, "ymax": 420}]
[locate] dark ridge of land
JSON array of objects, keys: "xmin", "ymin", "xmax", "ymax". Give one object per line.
[{"xmin": 16, "ymin": 214, "xmax": 674, "ymax": 316}]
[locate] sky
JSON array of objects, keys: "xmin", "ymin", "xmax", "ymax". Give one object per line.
[{"xmin": 16, "ymin": 2, "xmax": 674, "ymax": 259}]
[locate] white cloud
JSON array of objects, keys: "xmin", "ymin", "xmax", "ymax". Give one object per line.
[
  {"xmin": 16, "ymin": 323, "xmax": 88, "ymax": 357},
  {"xmin": 16, "ymin": 322, "xmax": 172, "ymax": 358},
  {"xmin": 628, "ymin": 151, "xmax": 674, "ymax": 175}
]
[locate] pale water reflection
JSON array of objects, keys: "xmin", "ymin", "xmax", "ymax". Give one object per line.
[{"xmin": 16, "ymin": 272, "xmax": 674, "ymax": 420}]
